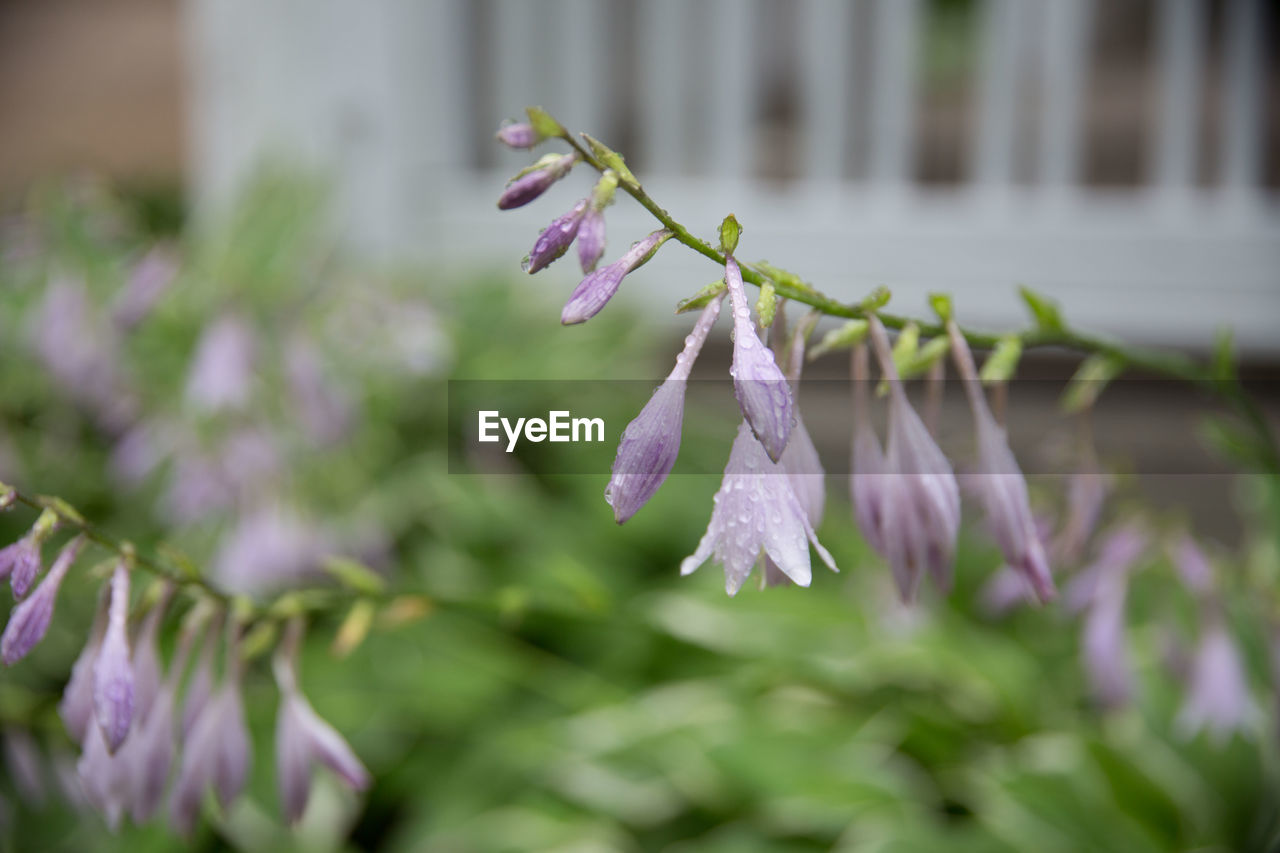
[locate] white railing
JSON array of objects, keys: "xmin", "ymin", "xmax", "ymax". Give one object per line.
[{"xmin": 185, "ymin": 0, "xmax": 1279, "ymax": 351}]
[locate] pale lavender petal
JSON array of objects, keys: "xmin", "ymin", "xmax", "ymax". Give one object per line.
[
  {"xmin": 61, "ymin": 596, "xmax": 108, "ymax": 743},
  {"xmin": 128, "ymin": 686, "xmax": 176, "ymax": 823},
  {"xmin": 212, "ymin": 682, "xmax": 251, "ymax": 809},
  {"xmin": 181, "ymin": 633, "xmax": 215, "ymax": 738},
  {"xmin": 496, "ymin": 122, "xmax": 541, "ymax": 149},
  {"xmin": 524, "ymin": 199, "xmax": 587, "ymax": 274},
  {"xmin": 606, "ymin": 296, "xmax": 723, "ymax": 524},
  {"xmin": 276, "ymin": 693, "xmax": 370, "ymax": 823},
  {"xmin": 560, "ymin": 230, "xmax": 670, "ymax": 325},
  {"xmin": 1052, "ymin": 469, "xmax": 1109, "ymax": 564},
  {"xmin": 1, "ymin": 536, "xmax": 83, "ymax": 664},
  {"xmin": 778, "ymin": 416, "xmax": 824, "ymax": 529},
  {"xmin": 1082, "ymin": 571, "xmax": 1132, "ymax": 709},
  {"xmin": 4, "ymin": 536, "xmax": 42, "ymax": 599},
  {"xmin": 78, "ymin": 724, "xmax": 130, "ymax": 830},
  {"xmin": 4, "ymin": 730, "xmax": 46, "ymax": 807},
  {"xmin": 213, "ymin": 507, "xmax": 328, "ymax": 594},
  {"xmin": 979, "ymin": 566, "xmax": 1036, "ymax": 616},
  {"xmin": 185, "ymin": 314, "xmax": 255, "ymax": 411},
  {"xmin": 131, "ymin": 598, "xmax": 168, "ymax": 725},
  {"xmin": 497, "ymin": 153, "xmax": 576, "ymax": 209},
  {"xmin": 725, "ymin": 257, "xmax": 793, "ymax": 461},
  {"xmin": 1178, "ymin": 620, "xmax": 1252, "ymax": 740},
  {"xmin": 1172, "ymin": 535, "xmax": 1215, "ymax": 597},
  {"xmin": 92, "ymin": 565, "xmax": 134, "ymax": 753},
  {"xmin": 576, "ymin": 207, "xmax": 607, "ymax": 273},
  {"xmin": 114, "ymin": 245, "xmax": 178, "ymax": 329},
  {"xmin": 170, "ymin": 690, "xmax": 223, "ymax": 835},
  {"xmin": 849, "ymin": 344, "xmax": 888, "ymax": 554},
  {"xmin": 1063, "ymin": 524, "xmax": 1148, "ymax": 614},
  {"xmin": 285, "ymin": 341, "xmax": 354, "ymax": 446}
]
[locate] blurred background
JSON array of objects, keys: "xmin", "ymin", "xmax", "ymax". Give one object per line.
[{"xmin": 1, "ymin": 1, "xmax": 1280, "ymax": 851}]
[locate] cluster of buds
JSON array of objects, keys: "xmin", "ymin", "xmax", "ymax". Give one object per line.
[
  {"xmin": 0, "ymin": 486, "xmax": 370, "ymax": 832},
  {"xmin": 494, "ymin": 111, "xmax": 1270, "ymax": 738}
]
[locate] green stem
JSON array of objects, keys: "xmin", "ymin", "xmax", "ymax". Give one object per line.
[{"xmin": 559, "ymin": 131, "xmax": 1279, "ymax": 475}]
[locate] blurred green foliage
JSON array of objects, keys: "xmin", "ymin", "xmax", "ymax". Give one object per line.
[{"xmin": 0, "ymin": 178, "xmax": 1277, "ymax": 853}]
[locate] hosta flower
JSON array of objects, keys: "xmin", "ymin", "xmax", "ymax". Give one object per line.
[
  {"xmin": 867, "ymin": 318, "xmax": 960, "ymax": 601},
  {"xmin": 4, "ymin": 730, "xmax": 46, "ymax": 807},
  {"xmin": 725, "ymin": 257, "xmax": 793, "ymax": 461},
  {"xmin": 285, "ymin": 340, "xmax": 354, "ymax": 446},
  {"xmin": 495, "ymin": 122, "xmax": 541, "ymax": 149},
  {"xmin": 497, "ymin": 152, "xmax": 576, "ymax": 210},
  {"xmin": 1082, "ymin": 566, "xmax": 1132, "ymax": 709},
  {"xmin": 61, "ymin": 595, "xmax": 109, "ymax": 743},
  {"xmin": 576, "ymin": 207, "xmax": 607, "ymax": 273},
  {"xmin": 849, "ymin": 343, "xmax": 887, "ymax": 555},
  {"xmin": 1052, "ymin": 465, "xmax": 1110, "ymax": 564},
  {"xmin": 1063, "ymin": 524, "xmax": 1148, "ymax": 614},
  {"xmin": 171, "ymin": 673, "xmax": 250, "ymax": 835},
  {"xmin": 93, "ymin": 564, "xmax": 134, "ymax": 753},
  {"xmin": 273, "ymin": 625, "xmax": 370, "ymax": 824},
  {"xmin": 114, "ymin": 245, "xmax": 177, "ymax": 329},
  {"xmin": 0, "ymin": 533, "xmax": 42, "ymax": 599},
  {"xmin": 186, "ymin": 313, "xmax": 255, "ymax": 412},
  {"xmin": 2, "ymin": 536, "xmax": 84, "ymax": 665},
  {"xmin": 1178, "ymin": 618, "xmax": 1252, "ymax": 740},
  {"xmin": 561, "ymin": 230, "xmax": 670, "ymax": 325},
  {"xmin": 130, "ymin": 588, "xmax": 172, "ymax": 728},
  {"xmin": 213, "ymin": 507, "xmax": 329, "ymax": 594},
  {"xmin": 947, "ymin": 322, "xmax": 1054, "ymax": 601},
  {"xmin": 681, "ymin": 421, "xmax": 837, "ymax": 595},
  {"xmin": 524, "ymin": 199, "xmax": 587, "ymax": 273},
  {"xmin": 78, "ymin": 722, "xmax": 131, "ymax": 830},
  {"xmin": 606, "ymin": 295, "xmax": 723, "ymax": 524},
  {"xmin": 181, "ymin": 630, "xmax": 216, "ymax": 737},
  {"xmin": 1172, "ymin": 535, "xmax": 1214, "ymax": 597}
]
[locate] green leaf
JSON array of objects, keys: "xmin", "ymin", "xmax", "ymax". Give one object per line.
[
  {"xmin": 719, "ymin": 214, "xmax": 742, "ymax": 255},
  {"xmin": 1061, "ymin": 353, "xmax": 1124, "ymax": 413},
  {"xmin": 580, "ymin": 134, "xmax": 637, "ymax": 185},
  {"xmin": 35, "ymin": 495, "xmax": 84, "ymax": 525},
  {"xmin": 980, "ymin": 336, "xmax": 1023, "ymax": 385},
  {"xmin": 1019, "ymin": 286, "xmax": 1064, "ymax": 332},
  {"xmin": 928, "ymin": 293, "xmax": 953, "ymax": 323},
  {"xmin": 807, "ymin": 319, "xmax": 869, "ymax": 360},
  {"xmin": 755, "ymin": 281, "xmax": 777, "ymax": 327},
  {"xmin": 859, "ymin": 287, "xmax": 892, "ymax": 312},
  {"xmin": 525, "ymin": 106, "xmax": 565, "ymax": 139},
  {"xmin": 332, "ymin": 599, "xmax": 376, "ymax": 659},
  {"xmin": 239, "ymin": 620, "xmax": 279, "ymax": 662},
  {"xmin": 1211, "ymin": 327, "xmax": 1236, "ymax": 382},
  {"xmin": 676, "ymin": 279, "xmax": 727, "ymax": 314},
  {"xmin": 323, "ymin": 556, "xmax": 387, "ymax": 596}
]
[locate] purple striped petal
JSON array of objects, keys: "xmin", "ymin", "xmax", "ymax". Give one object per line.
[{"xmin": 92, "ymin": 565, "xmax": 134, "ymax": 753}]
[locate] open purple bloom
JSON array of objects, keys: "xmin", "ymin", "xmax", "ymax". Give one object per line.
[
  {"xmin": 1063, "ymin": 524, "xmax": 1148, "ymax": 615},
  {"xmin": 130, "ymin": 589, "xmax": 172, "ymax": 726},
  {"xmin": 606, "ymin": 295, "xmax": 723, "ymax": 524},
  {"xmin": 0, "ymin": 534, "xmax": 41, "ymax": 599},
  {"xmin": 273, "ymin": 631, "xmax": 370, "ymax": 824},
  {"xmin": 93, "ymin": 564, "xmax": 134, "ymax": 754},
  {"xmin": 561, "ymin": 230, "xmax": 670, "ymax": 325},
  {"xmin": 78, "ymin": 722, "xmax": 131, "ymax": 830},
  {"xmin": 61, "ymin": 593, "xmax": 108, "ymax": 743},
  {"xmin": 186, "ymin": 313, "xmax": 255, "ymax": 412},
  {"xmin": 496, "ymin": 122, "xmax": 542, "ymax": 149},
  {"xmin": 497, "ymin": 152, "xmax": 576, "ymax": 210},
  {"xmin": 2, "ymin": 536, "xmax": 84, "ymax": 665},
  {"xmin": 1177, "ymin": 618, "xmax": 1252, "ymax": 741},
  {"xmin": 850, "ymin": 344, "xmax": 888, "ymax": 555},
  {"xmin": 576, "ymin": 207, "xmax": 607, "ymax": 273},
  {"xmin": 182, "ymin": 630, "xmax": 216, "ymax": 738},
  {"xmin": 1052, "ymin": 466, "xmax": 1110, "ymax": 565},
  {"xmin": 524, "ymin": 199, "xmax": 587, "ymax": 274},
  {"xmin": 725, "ymin": 257, "xmax": 794, "ymax": 461},
  {"xmin": 170, "ymin": 676, "xmax": 250, "ymax": 835},
  {"xmin": 948, "ymin": 322, "xmax": 1054, "ymax": 602},
  {"xmin": 681, "ymin": 421, "xmax": 837, "ymax": 595},
  {"xmin": 866, "ymin": 318, "xmax": 960, "ymax": 601},
  {"xmin": 1082, "ymin": 566, "xmax": 1132, "ymax": 709}
]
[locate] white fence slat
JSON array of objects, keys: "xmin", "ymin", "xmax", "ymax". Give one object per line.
[
  {"xmin": 555, "ymin": 0, "xmax": 607, "ymax": 137},
  {"xmin": 639, "ymin": 0, "xmax": 688, "ymax": 175},
  {"xmin": 867, "ymin": 0, "xmax": 921, "ymax": 186},
  {"xmin": 1153, "ymin": 0, "xmax": 1204, "ymax": 191},
  {"xmin": 800, "ymin": 0, "xmax": 854, "ymax": 181},
  {"xmin": 972, "ymin": 0, "xmax": 1029, "ymax": 187},
  {"xmin": 1037, "ymin": 0, "xmax": 1093, "ymax": 189},
  {"xmin": 707, "ymin": 0, "xmax": 754, "ymax": 179},
  {"xmin": 1220, "ymin": 0, "xmax": 1262, "ymax": 192}
]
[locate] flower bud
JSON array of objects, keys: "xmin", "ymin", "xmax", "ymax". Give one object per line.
[
  {"xmin": 576, "ymin": 207, "xmax": 607, "ymax": 273},
  {"xmin": 523, "ymin": 200, "xmax": 587, "ymax": 274},
  {"xmin": 1177, "ymin": 618, "xmax": 1252, "ymax": 740},
  {"xmin": 93, "ymin": 564, "xmax": 135, "ymax": 753},
  {"xmin": 2, "ymin": 536, "xmax": 84, "ymax": 665},
  {"xmin": 61, "ymin": 593, "xmax": 108, "ymax": 743},
  {"xmin": 561, "ymin": 230, "xmax": 670, "ymax": 325},
  {"xmin": 497, "ymin": 152, "xmax": 576, "ymax": 210},
  {"xmin": 495, "ymin": 121, "xmax": 542, "ymax": 149},
  {"xmin": 725, "ymin": 257, "xmax": 793, "ymax": 461},
  {"xmin": 606, "ymin": 295, "xmax": 724, "ymax": 524}
]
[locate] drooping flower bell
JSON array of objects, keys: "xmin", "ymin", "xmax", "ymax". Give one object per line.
[
  {"xmin": 1, "ymin": 507, "xmax": 57, "ymax": 599},
  {"xmin": 849, "ymin": 341, "xmax": 888, "ymax": 556},
  {"xmin": 93, "ymin": 562, "xmax": 135, "ymax": 753},
  {"xmin": 606, "ymin": 294, "xmax": 724, "ymax": 524},
  {"xmin": 576, "ymin": 171, "xmax": 617, "ymax": 273},
  {"xmin": 1081, "ymin": 562, "xmax": 1132, "ymax": 709},
  {"xmin": 1177, "ymin": 616, "xmax": 1253, "ymax": 741},
  {"xmin": 681, "ymin": 421, "xmax": 837, "ymax": 595},
  {"xmin": 2, "ymin": 535, "xmax": 84, "ymax": 665},
  {"xmin": 273, "ymin": 620, "xmax": 370, "ymax": 824},
  {"xmin": 186, "ymin": 313, "xmax": 255, "ymax": 412},
  {"xmin": 724, "ymin": 257, "xmax": 794, "ymax": 462},
  {"xmin": 497, "ymin": 152, "xmax": 577, "ymax": 210},
  {"xmin": 561, "ymin": 229, "xmax": 671, "ymax": 325},
  {"xmin": 947, "ymin": 321, "xmax": 1054, "ymax": 602},
  {"xmin": 866, "ymin": 317, "xmax": 960, "ymax": 601},
  {"xmin": 61, "ymin": 591, "xmax": 109, "ymax": 743}
]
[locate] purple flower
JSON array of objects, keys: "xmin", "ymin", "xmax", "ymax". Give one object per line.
[
  {"xmin": 606, "ymin": 295, "xmax": 723, "ymax": 524},
  {"xmin": 114, "ymin": 245, "xmax": 178, "ymax": 329},
  {"xmin": 681, "ymin": 421, "xmax": 837, "ymax": 595},
  {"xmin": 523, "ymin": 199, "xmax": 587, "ymax": 274},
  {"xmin": 77, "ymin": 723, "xmax": 130, "ymax": 830},
  {"xmin": 496, "ymin": 122, "xmax": 542, "ymax": 149},
  {"xmin": 1171, "ymin": 535, "xmax": 1215, "ymax": 597},
  {"xmin": 61, "ymin": 594, "xmax": 109, "ymax": 743},
  {"xmin": 948, "ymin": 322, "xmax": 1053, "ymax": 602},
  {"xmin": 1082, "ymin": 567, "xmax": 1132, "ymax": 709},
  {"xmin": 0, "ymin": 535, "xmax": 41, "ymax": 599},
  {"xmin": 170, "ymin": 677, "xmax": 250, "ymax": 835},
  {"xmin": 561, "ymin": 230, "xmax": 671, "ymax": 325},
  {"xmin": 181, "ymin": 630, "xmax": 216, "ymax": 738},
  {"xmin": 92, "ymin": 564, "xmax": 134, "ymax": 753},
  {"xmin": 273, "ymin": 632, "xmax": 370, "ymax": 824},
  {"xmin": 1177, "ymin": 618, "xmax": 1252, "ymax": 740},
  {"xmin": 849, "ymin": 344, "xmax": 888, "ymax": 554},
  {"xmin": 213, "ymin": 507, "xmax": 329, "ymax": 594},
  {"xmin": 725, "ymin": 257, "xmax": 794, "ymax": 462},
  {"xmin": 4, "ymin": 730, "xmax": 47, "ymax": 807},
  {"xmin": 1051, "ymin": 467, "xmax": 1110, "ymax": 565},
  {"xmin": 577, "ymin": 207, "xmax": 607, "ymax": 273},
  {"xmin": 285, "ymin": 340, "xmax": 354, "ymax": 446},
  {"xmin": 2, "ymin": 536, "xmax": 84, "ymax": 665},
  {"xmin": 497, "ymin": 152, "xmax": 576, "ymax": 210},
  {"xmin": 1063, "ymin": 524, "xmax": 1148, "ymax": 614},
  {"xmin": 185, "ymin": 313, "xmax": 255, "ymax": 411},
  {"xmin": 867, "ymin": 318, "xmax": 960, "ymax": 601},
  {"xmin": 130, "ymin": 589, "xmax": 171, "ymax": 726}
]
